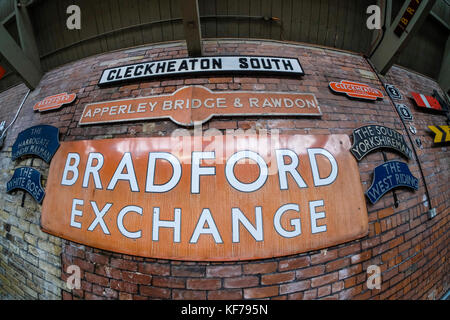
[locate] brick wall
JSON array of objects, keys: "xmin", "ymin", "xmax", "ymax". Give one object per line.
[{"xmin": 0, "ymin": 39, "xmax": 448, "ymax": 300}]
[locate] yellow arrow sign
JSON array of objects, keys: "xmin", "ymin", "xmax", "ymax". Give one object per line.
[{"xmin": 428, "ymin": 125, "xmax": 450, "ymax": 143}]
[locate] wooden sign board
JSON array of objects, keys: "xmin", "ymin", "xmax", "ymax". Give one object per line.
[
  {"xmin": 41, "ymin": 134, "xmax": 368, "ymax": 261},
  {"xmin": 79, "ymin": 86, "xmax": 322, "ymax": 126},
  {"xmin": 98, "ymin": 56, "xmax": 304, "ymax": 86}
]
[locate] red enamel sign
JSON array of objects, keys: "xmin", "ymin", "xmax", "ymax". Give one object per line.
[
  {"xmin": 33, "ymin": 92, "xmax": 76, "ymax": 112},
  {"xmin": 329, "ymin": 80, "xmax": 384, "ymax": 101},
  {"xmin": 411, "ymin": 92, "xmax": 442, "ymax": 111}
]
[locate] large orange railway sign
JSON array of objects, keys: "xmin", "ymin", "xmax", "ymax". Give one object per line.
[
  {"xmin": 79, "ymin": 86, "xmax": 322, "ymax": 126},
  {"xmin": 41, "ymin": 134, "xmax": 368, "ymax": 261}
]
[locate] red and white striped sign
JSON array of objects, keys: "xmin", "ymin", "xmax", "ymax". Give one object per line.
[{"xmin": 411, "ymin": 92, "xmax": 442, "ymax": 111}]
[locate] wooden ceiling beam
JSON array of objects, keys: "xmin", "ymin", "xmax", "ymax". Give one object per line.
[
  {"xmin": 181, "ymin": 0, "xmax": 203, "ymax": 57},
  {"xmin": 369, "ymin": 0, "xmax": 437, "ymax": 75}
]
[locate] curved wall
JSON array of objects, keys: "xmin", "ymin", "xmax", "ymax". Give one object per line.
[{"xmin": 0, "ymin": 39, "xmax": 448, "ymax": 300}]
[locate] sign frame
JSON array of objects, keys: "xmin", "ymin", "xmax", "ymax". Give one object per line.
[
  {"xmin": 41, "ymin": 134, "xmax": 369, "ymax": 261},
  {"xmin": 6, "ymin": 167, "xmax": 45, "ymax": 203},
  {"xmin": 98, "ymin": 55, "xmax": 304, "ymax": 86},
  {"xmin": 366, "ymin": 160, "xmax": 419, "ymax": 204},
  {"xmin": 350, "ymin": 125, "xmax": 413, "ymax": 161},
  {"xmin": 79, "ymin": 85, "xmax": 322, "ymax": 126},
  {"xmin": 12, "ymin": 125, "xmax": 60, "ymax": 163},
  {"xmin": 329, "ymin": 80, "xmax": 384, "ymax": 101}
]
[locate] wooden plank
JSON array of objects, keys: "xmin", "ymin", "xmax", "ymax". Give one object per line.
[
  {"xmin": 228, "ymin": 0, "xmax": 239, "ymax": 38},
  {"xmin": 200, "ymin": 0, "xmax": 217, "ymax": 38},
  {"xmin": 181, "ymin": 0, "xmax": 202, "ymax": 56},
  {"xmin": 238, "ymin": 0, "xmax": 251, "ymax": 38},
  {"xmin": 342, "ymin": 0, "xmax": 355, "ymax": 51},
  {"xmin": 325, "ymin": 0, "xmax": 339, "ymax": 48},
  {"xmin": 149, "ymin": 0, "xmax": 163, "ymax": 44},
  {"xmin": 171, "ymin": 0, "xmax": 184, "ymax": 40},
  {"xmin": 138, "ymin": 0, "xmax": 152, "ymax": 44},
  {"xmin": 107, "ymin": 0, "xmax": 123, "ymax": 50},
  {"xmin": 290, "ymin": 0, "xmax": 302, "ymax": 42},
  {"xmin": 281, "ymin": 0, "xmax": 292, "ymax": 41},
  {"xmin": 317, "ymin": 0, "xmax": 328, "ymax": 45},
  {"xmin": 270, "ymin": 0, "xmax": 282, "ymax": 40},
  {"xmin": 215, "ymin": 0, "xmax": 228, "ymax": 38},
  {"xmin": 160, "ymin": 0, "xmax": 174, "ymax": 42},
  {"xmin": 308, "ymin": 0, "xmax": 320, "ymax": 44},
  {"xmin": 334, "ymin": 0, "xmax": 348, "ymax": 49},
  {"xmin": 260, "ymin": 0, "xmax": 271, "ymax": 39},
  {"xmin": 249, "ymin": 0, "xmax": 262, "ymax": 39},
  {"xmin": 300, "ymin": 0, "xmax": 312, "ymax": 43}
]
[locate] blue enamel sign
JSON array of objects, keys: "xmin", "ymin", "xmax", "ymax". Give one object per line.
[
  {"xmin": 12, "ymin": 125, "xmax": 60, "ymax": 163},
  {"xmin": 366, "ymin": 161, "xmax": 419, "ymax": 204},
  {"xmin": 6, "ymin": 167, "xmax": 45, "ymax": 203}
]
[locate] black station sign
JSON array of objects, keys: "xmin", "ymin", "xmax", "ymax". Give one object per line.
[
  {"xmin": 6, "ymin": 167, "xmax": 45, "ymax": 203},
  {"xmin": 98, "ymin": 56, "xmax": 304, "ymax": 86},
  {"xmin": 12, "ymin": 125, "xmax": 60, "ymax": 163},
  {"xmin": 366, "ymin": 161, "xmax": 419, "ymax": 204},
  {"xmin": 385, "ymin": 84, "xmax": 403, "ymax": 100},
  {"xmin": 350, "ymin": 125, "xmax": 412, "ymax": 161},
  {"xmin": 396, "ymin": 104, "xmax": 414, "ymax": 122}
]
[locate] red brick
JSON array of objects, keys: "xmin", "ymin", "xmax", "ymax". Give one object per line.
[
  {"xmin": 85, "ymin": 252, "xmax": 109, "ymax": 265},
  {"xmin": 119, "ymin": 292, "xmax": 133, "ymax": 300},
  {"xmin": 278, "ymin": 256, "xmax": 310, "ymax": 271},
  {"xmin": 303, "ymin": 289, "xmax": 318, "ymax": 300},
  {"xmin": 317, "ymin": 285, "xmax": 332, "ymax": 297},
  {"xmin": 332, "ymin": 281, "xmax": 345, "ymax": 293},
  {"xmin": 110, "ymin": 258, "xmax": 138, "ymax": 271},
  {"xmin": 223, "ymin": 276, "xmax": 259, "ymax": 288},
  {"xmin": 280, "ymin": 280, "xmax": 310, "ymax": 294},
  {"xmin": 85, "ymin": 272, "xmax": 109, "ymax": 286},
  {"xmin": 350, "ymin": 251, "xmax": 372, "ymax": 264},
  {"xmin": 338, "ymin": 264, "xmax": 363, "ymax": 280},
  {"xmin": 338, "ymin": 243, "xmax": 361, "ymax": 257},
  {"xmin": 172, "ymin": 289, "xmax": 206, "ymax": 300},
  {"xmin": 243, "ymin": 262, "xmax": 277, "ymax": 275},
  {"xmin": 311, "ymin": 249, "xmax": 338, "ymax": 264},
  {"xmin": 208, "ymin": 290, "xmax": 243, "ymax": 300},
  {"xmin": 296, "ymin": 265, "xmax": 325, "ymax": 279},
  {"xmin": 206, "ymin": 265, "xmax": 241, "ymax": 278},
  {"xmin": 244, "ymin": 286, "xmax": 279, "ymax": 299},
  {"xmin": 378, "ymin": 207, "xmax": 395, "ymax": 219},
  {"xmin": 311, "ymin": 272, "xmax": 339, "ymax": 287},
  {"xmin": 139, "ymin": 286, "xmax": 171, "ymax": 299},
  {"xmin": 152, "ymin": 276, "xmax": 186, "ymax": 288},
  {"xmin": 121, "ymin": 271, "xmax": 151, "ymax": 284},
  {"xmin": 139, "ymin": 262, "xmax": 170, "ymax": 276},
  {"xmin": 186, "ymin": 278, "xmax": 222, "ymax": 290},
  {"xmin": 325, "ymin": 258, "xmax": 350, "ymax": 272},
  {"xmin": 261, "ymin": 272, "xmax": 295, "ymax": 285},
  {"xmin": 110, "ymin": 279, "xmax": 138, "ymax": 294}
]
